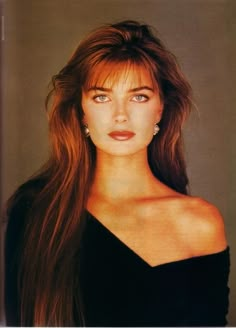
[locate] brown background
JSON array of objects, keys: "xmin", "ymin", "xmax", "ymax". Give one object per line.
[{"xmin": 1, "ymin": 0, "xmax": 235, "ymax": 325}]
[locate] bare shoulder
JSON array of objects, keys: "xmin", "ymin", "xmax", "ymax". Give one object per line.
[{"xmin": 175, "ymin": 195, "xmax": 228, "ymax": 256}]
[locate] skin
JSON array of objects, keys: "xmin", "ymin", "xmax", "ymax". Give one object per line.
[{"xmin": 82, "ymin": 66, "xmax": 227, "ymax": 267}]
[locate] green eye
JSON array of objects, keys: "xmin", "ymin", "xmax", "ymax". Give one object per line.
[
  {"xmin": 93, "ymin": 95, "xmax": 109, "ymax": 103},
  {"xmin": 132, "ymin": 95, "xmax": 149, "ymax": 102}
]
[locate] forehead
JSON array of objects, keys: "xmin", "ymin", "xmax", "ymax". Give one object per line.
[{"xmin": 83, "ymin": 61, "xmax": 157, "ymax": 91}]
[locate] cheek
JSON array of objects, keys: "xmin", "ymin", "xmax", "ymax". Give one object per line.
[
  {"xmin": 135, "ymin": 108, "xmax": 158, "ymax": 126},
  {"xmin": 81, "ymin": 100, "xmax": 100, "ymax": 126},
  {"xmin": 84, "ymin": 111, "xmax": 110, "ymax": 132},
  {"xmin": 82, "ymin": 104, "xmax": 97, "ymax": 126}
]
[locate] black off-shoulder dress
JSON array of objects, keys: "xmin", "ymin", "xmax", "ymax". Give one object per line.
[{"xmin": 4, "ymin": 181, "xmax": 230, "ymax": 326}]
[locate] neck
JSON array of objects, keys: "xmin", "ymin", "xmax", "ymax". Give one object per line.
[{"xmin": 90, "ymin": 149, "xmax": 163, "ymax": 201}]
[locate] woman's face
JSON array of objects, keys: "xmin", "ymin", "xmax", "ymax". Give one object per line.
[{"xmin": 82, "ymin": 65, "xmax": 163, "ymax": 157}]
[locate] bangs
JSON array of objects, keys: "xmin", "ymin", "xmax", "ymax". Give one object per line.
[{"xmin": 83, "ymin": 58, "xmax": 158, "ymax": 91}]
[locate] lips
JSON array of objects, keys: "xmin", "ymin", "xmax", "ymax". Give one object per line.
[{"xmin": 108, "ymin": 130, "xmax": 135, "ymax": 141}]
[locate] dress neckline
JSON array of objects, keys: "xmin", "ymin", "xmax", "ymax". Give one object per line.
[{"xmin": 86, "ymin": 210, "xmax": 229, "ymax": 269}]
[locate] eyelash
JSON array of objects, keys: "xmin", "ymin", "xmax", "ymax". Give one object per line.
[
  {"xmin": 92, "ymin": 94, "xmax": 150, "ymax": 103},
  {"xmin": 132, "ymin": 94, "xmax": 149, "ymax": 102},
  {"xmin": 93, "ymin": 95, "xmax": 110, "ymax": 103}
]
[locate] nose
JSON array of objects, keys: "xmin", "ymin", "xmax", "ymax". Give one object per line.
[{"xmin": 113, "ymin": 101, "xmax": 128, "ymax": 123}]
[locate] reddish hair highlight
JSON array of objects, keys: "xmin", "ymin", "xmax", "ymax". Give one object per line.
[{"xmin": 6, "ymin": 20, "xmax": 192, "ymax": 325}]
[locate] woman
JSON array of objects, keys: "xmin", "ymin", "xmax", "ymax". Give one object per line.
[{"xmin": 4, "ymin": 20, "xmax": 230, "ymax": 326}]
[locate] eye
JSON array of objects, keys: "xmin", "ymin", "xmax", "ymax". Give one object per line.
[
  {"xmin": 93, "ymin": 95, "xmax": 110, "ymax": 103},
  {"xmin": 132, "ymin": 94, "xmax": 149, "ymax": 102}
]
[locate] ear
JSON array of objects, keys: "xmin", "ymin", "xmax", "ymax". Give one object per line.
[
  {"xmin": 156, "ymin": 101, "xmax": 164, "ymax": 123},
  {"xmin": 82, "ymin": 114, "xmax": 87, "ymax": 126}
]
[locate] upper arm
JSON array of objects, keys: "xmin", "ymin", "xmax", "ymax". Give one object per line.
[
  {"xmin": 4, "ymin": 177, "xmax": 46, "ymax": 325},
  {"xmin": 185, "ymin": 197, "xmax": 227, "ymax": 256},
  {"xmin": 4, "ymin": 194, "xmax": 26, "ymax": 325}
]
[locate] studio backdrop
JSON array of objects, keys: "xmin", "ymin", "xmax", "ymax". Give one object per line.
[{"xmin": 1, "ymin": 0, "xmax": 235, "ymax": 325}]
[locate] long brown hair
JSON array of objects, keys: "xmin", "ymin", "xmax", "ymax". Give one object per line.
[{"xmin": 6, "ymin": 20, "xmax": 192, "ymax": 325}]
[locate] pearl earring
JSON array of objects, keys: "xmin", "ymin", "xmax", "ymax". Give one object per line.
[
  {"xmin": 153, "ymin": 123, "xmax": 160, "ymax": 136},
  {"xmin": 84, "ymin": 124, "xmax": 90, "ymax": 137}
]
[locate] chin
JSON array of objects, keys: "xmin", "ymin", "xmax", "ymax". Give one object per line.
[{"xmin": 96, "ymin": 143, "xmax": 149, "ymax": 157}]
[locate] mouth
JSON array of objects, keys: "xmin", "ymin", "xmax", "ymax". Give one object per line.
[{"xmin": 108, "ymin": 130, "xmax": 136, "ymax": 141}]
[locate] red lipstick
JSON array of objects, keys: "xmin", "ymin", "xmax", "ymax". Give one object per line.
[{"xmin": 108, "ymin": 131, "xmax": 135, "ymax": 141}]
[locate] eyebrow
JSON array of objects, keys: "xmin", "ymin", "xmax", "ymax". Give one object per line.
[{"xmin": 87, "ymin": 86, "xmax": 155, "ymax": 92}]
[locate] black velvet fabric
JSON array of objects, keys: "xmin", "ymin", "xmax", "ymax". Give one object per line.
[
  {"xmin": 4, "ymin": 182, "xmax": 230, "ymax": 326},
  {"xmin": 80, "ymin": 213, "xmax": 230, "ymax": 326}
]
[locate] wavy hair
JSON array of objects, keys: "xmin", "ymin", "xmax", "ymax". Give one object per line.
[{"xmin": 7, "ymin": 20, "xmax": 192, "ymax": 326}]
